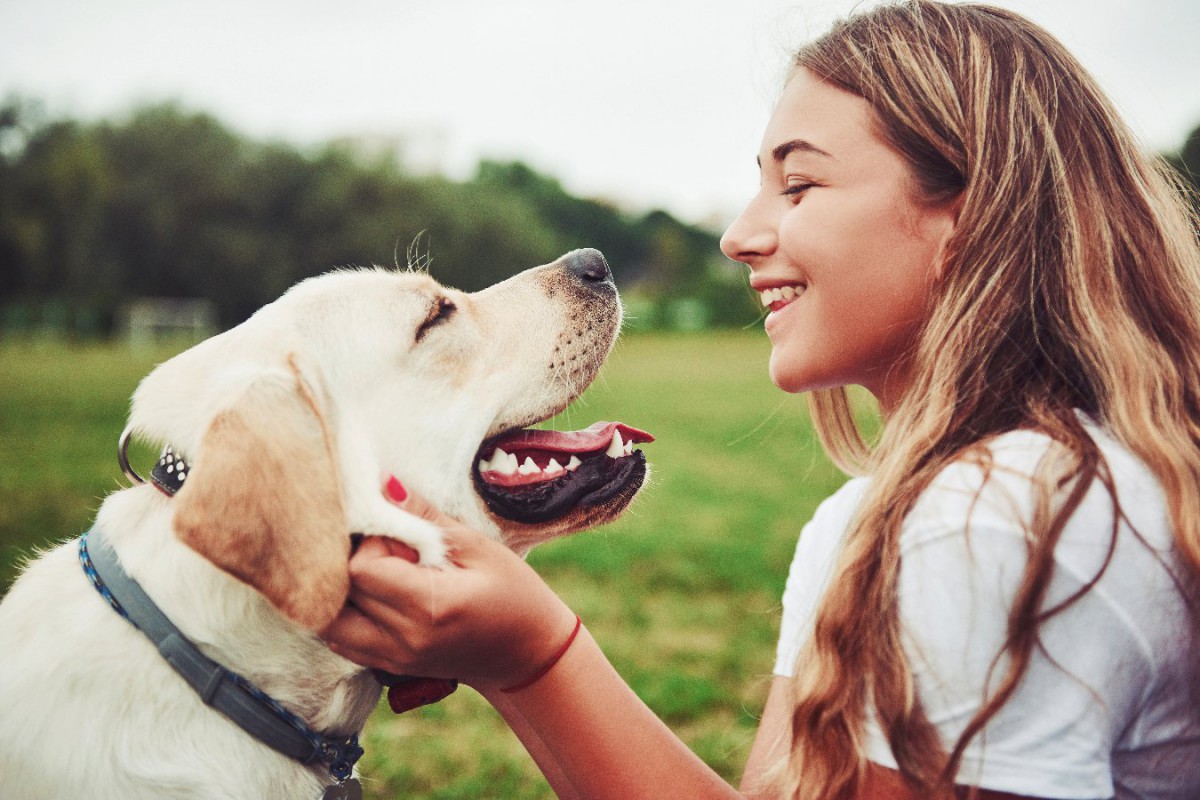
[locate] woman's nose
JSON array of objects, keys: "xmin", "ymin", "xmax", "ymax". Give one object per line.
[{"xmin": 719, "ymin": 195, "xmax": 776, "ymax": 263}]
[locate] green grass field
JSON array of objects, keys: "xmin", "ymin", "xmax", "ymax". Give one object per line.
[{"xmin": 0, "ymin": 332, "xmax": 854, "ymax": 798}]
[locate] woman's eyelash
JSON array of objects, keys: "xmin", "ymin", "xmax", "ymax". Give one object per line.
[{"xmin": 782, "ymin": 183, "xmax": 816, "ymax": 197}]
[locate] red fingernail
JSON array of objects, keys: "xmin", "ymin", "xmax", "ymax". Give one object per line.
[{"xmin": 386, "ymin": 475, "xmax": 408, "ymax": 503}]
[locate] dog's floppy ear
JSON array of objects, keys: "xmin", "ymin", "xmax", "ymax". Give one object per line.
[{"xmin": 172, "ymin": 354, "xmax": 350, "ymax": 632}]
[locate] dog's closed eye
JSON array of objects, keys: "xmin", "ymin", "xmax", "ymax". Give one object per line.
[{"xmin": 416, "ymin": 297, "xmax": 457, "ymax": 342}]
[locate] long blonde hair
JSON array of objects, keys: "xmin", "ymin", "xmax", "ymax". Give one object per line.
[{"xmin": 780, "ymin": 2, "xmax": 1200, "ymax": 797}]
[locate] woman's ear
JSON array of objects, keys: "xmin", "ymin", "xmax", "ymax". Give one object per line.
[
  {"xmin": 930, "ymin": 193, "xmax": 963, "ymax": 282},
  {"xmin": 171, "ymin": 354, "xmax": 351, "ymax": 632}
]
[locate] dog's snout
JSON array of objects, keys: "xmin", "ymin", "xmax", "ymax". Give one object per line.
[{"xmin": 564, "ymin": 248, "xmax": 613, "ymax": 286}]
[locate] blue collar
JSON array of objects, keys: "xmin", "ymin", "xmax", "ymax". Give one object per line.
[{"xmin": 78, "ymin": 528, "xmax": 364, "ymax": 783}]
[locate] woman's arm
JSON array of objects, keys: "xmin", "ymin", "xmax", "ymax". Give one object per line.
[
  {"xmin": 480, "ymin": 625, "xmax": 742, "ymax": 800},
  {"xmin": 740, "ymin": 677, "xmax": 792, "ymax": 798},
  {"xmin": 321, "ymin": 488, "xmax": 1045, "ymax": 800},
  {"xmin": 487, "ymin": 692, "xmax": 584, "ymax": 800}
]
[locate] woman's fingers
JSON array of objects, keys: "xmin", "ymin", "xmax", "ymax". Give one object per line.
[
  {"xmin": 385, "ymin": 475, "xmax": 457, "ymax": 527},
  {"xmin": 327, "ymin": 474, "xmax": 573, "ymax": 687},
  {"xmin": 345, "ymin": 546, "xmax": 434, "ymax": 609},
  {"xmin": 382, "ymin": 474, "xmax": 495, "ymax": 567},
  {"xmin": 353, "ymin": 533, "xmax": 420, "ymax": 564},
  {"xmin": 321, "ymin": 605, "xmax": 400, "ymax": 671}
]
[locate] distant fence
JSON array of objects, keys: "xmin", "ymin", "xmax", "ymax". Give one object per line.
[
  {"xmin": 1, "ymin": 297, "xmax": 217, "ymax": 347},
  {"xmin": 120, "ymin": 298, "xmax": 217, "ymax": 352}
]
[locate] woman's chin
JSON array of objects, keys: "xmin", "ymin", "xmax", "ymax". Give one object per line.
[{"xmin": 768, "ymin": 353, "xmax": 813, "ymax": 394}]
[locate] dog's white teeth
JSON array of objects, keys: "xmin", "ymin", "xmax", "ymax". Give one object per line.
[
  {"xmin": 480, "ymin": 450, "xmax": 588, "ymax": 480},
  {"xmin": 481, "ymin": 436, "xmax": 637, "ymax": 479},
  {"xmin": 480, "ymin": 447, "xmax": 518, "ymax": 476}
]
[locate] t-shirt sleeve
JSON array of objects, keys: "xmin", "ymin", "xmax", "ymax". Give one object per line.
[
  {"xmin": 861, "ymin": 453, "xmax": 1155, "ymax": 799},
  {"xmin": 774, "ymin": 478, "xmax": 870, "ymax": 677}
]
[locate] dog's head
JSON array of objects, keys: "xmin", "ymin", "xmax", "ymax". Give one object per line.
[{"xmin": 126, "ymin": 249, "xmax": 650, "ymax": 631}]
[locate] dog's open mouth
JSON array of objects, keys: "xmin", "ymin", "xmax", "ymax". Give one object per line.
[{"xmin": 473, "ymin": 421, "xmax": 653, "ymax": 524}]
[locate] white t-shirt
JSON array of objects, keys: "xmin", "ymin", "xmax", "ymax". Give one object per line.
[{"xmin": 774, "ymin": 419, "xmax": 1200, "ymax": 799}]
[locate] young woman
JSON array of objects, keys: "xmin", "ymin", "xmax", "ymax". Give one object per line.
[{"xmin": 323, "ymin": 2, "xmax": 1200, "ymax": 798}]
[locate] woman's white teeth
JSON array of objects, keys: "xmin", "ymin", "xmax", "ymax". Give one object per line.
[
  {"xmin": 760, "ymin": 285, "xmax": 803, "ymax": 307},
  {"xmin": 478, "ymin": 439, "xmax": 634, "ymax": 479}
]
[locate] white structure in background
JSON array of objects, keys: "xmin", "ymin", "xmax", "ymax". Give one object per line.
[
  {"xmin": 121, "ymin": 298, "xmax": 217, "ymax": 353},
  {"xmin": 330, "ymin": 126, "xmax": 451, "ymax": 176}
]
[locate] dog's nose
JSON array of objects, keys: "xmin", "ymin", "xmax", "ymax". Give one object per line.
[{"xmin": 563, "ymin": 248, "xmax": 613, "ymax": 286}]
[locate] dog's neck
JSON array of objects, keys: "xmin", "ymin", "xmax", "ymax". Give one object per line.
[
  {"xmin": 107, "ymin": 437, "xmax": 383, "ymax": 720},
  {"xmin": 80, "ymin": 526, "xmax": 372, "ymax": 783},
  {"xmin": 92, "ymin": 459, "xmax": 386, "ymax": 788},
  {"xmin": 97, "ymin": 488, "xmax": 380, "ymax": 713}
]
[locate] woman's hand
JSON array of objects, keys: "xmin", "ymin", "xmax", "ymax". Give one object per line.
[{"xmin": 321, "ymin": 478, "xmax": 579, "ymax": 692}]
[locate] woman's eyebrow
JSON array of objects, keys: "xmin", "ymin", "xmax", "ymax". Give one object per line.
[{"xmin": 758, "ymin": 138, "xmax": 835, "ymax": 167}]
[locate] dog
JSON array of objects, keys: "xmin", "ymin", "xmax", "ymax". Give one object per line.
[{"xmin": 0, "ymin": 248, "xmax": 651, "ymax": 799}]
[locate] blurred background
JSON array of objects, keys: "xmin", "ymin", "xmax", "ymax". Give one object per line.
[
  {"xmin": 1, "ymin": 1, "xmax": 1197, "ymax": 797},
  {"xmin": 1, "ymin": 0, "xmax": 1198, "ymax": 337}
]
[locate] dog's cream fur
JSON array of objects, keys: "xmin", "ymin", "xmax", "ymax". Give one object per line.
[{"xmin": 0, "ymin": 252, "xmax": 636, "ymax": 799}]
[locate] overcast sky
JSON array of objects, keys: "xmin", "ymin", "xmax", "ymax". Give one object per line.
[{"xmin": 2, "ymin": 0, "xmax": 1197, "ymax": 227}]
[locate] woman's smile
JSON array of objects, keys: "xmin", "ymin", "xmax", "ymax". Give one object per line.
[
  {"xmin": 755, "ymin": 281, "xmax": 807, "ymax": 335},
  {"xmin": 758, "ymin": 283, "xmax": 806, "ymax": 312},
  {"xmin": 720, "ymin": 68, "xmax": 958, "ymax": 408}
]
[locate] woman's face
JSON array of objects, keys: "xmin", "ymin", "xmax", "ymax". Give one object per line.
[{"xmin": 720, "ymin": 68, "xmax": 956, "ymax": 412}]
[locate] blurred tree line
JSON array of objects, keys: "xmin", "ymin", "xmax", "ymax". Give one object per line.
[
  {"xmin": 1165, "ymin": 125, "xmax": 1200, "ymax": 209},
  {"xmin": 0, "ymin": 98, "xmax": 751, "ymax": 338}
]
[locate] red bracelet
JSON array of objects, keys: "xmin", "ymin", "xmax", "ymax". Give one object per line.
[{"xmin": 501, "ymin": 614, "xmax": 583, "ymax": 694}]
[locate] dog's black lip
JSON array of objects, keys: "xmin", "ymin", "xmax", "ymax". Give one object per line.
[{"xmin": 473, "ymin": 450, "xmax": 647, "ymax": 524}]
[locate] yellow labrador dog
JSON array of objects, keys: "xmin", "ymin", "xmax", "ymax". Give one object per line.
[{"xmin": 0, "ymin": 249, "xmax": 651, "ymax": 800}]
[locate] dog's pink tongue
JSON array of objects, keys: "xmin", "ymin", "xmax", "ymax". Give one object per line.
[{"xmin": 494, "ymin": 421, "xmax": 654, "ymax": 451}]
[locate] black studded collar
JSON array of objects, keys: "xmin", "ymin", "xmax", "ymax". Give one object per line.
[{"xmin": 117, "ymin": 426, "xmax": 190, "ymax": 497}]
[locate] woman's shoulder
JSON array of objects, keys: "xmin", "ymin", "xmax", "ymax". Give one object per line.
[
  {"xmin": 900, "ymin": 415, "xmax": 1187, "ymax": 661},
  {"xmin": 879, "ymin": 430, "xmax": 1198, "ymax": 796},
  {"xmin": 812, "ymin": 475, "xmax": 873, "ymax": 525},
  {"xmin": 907, "ymin": 414, "xmax": 1171, "ymax": 549},
  {"xmin": 790, "ymin": 475, "xmax": 873, "ymax": 567}
]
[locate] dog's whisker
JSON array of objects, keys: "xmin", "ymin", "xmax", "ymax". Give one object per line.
[
  {"xmin": 398, "ymin": 235, "xmax": 412, "ymax": 272},
  {"xmin": 405, "ymin": 230, "xmax": 433, "ymax": 274}
]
